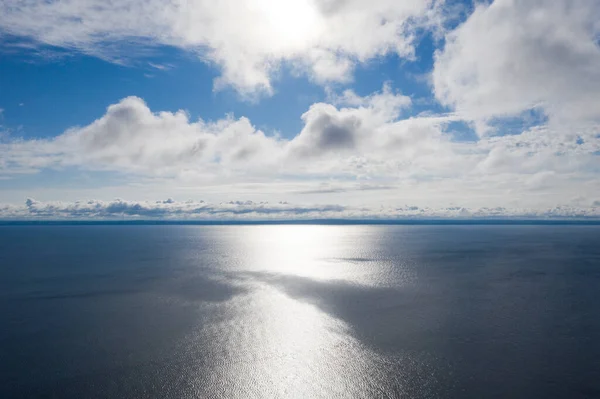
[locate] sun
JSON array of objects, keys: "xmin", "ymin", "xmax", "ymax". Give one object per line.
[{"xmin": 256, "ymin": 0, "xmax": 321, "ymax": 48}]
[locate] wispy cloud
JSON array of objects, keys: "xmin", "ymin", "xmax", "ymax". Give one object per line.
[
  {"xmin": 294, "ymin": 183, "xmax": 395, "ymax": 195},
  {"xmin": 148, "ymin": 62, "xmax": 174, "ymax": 71},
  {"xmin": 0, "ymin": 0, "xmax": 443, "ymax": 95}
]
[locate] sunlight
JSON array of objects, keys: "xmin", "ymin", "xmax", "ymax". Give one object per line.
[
  {"xmin": 247, "ymin": 225, "xmax": 339, "ymax": 279},
  {"xmin": 255, "ymin": 0, "xmax": 320, "ymax": 47},
  {"xmin": 221, "ymin": 225, "xmax": 403, "ymax": 286}
]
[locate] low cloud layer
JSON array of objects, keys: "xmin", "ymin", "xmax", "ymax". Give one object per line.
[{"xmin": 1, "ymin": 198, "xmax": 597, "ymax": 220}]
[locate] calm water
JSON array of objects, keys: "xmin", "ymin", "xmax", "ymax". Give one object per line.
[{"xmin": 1, "ymin": 225, "xmax": 599, "ymax": 398}]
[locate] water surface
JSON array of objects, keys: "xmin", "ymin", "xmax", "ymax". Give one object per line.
[{"xmin": 1, "ymin": 225, "xmax": 599, "ymax": 398}]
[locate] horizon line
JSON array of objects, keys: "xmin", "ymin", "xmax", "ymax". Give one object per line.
[{"xmin": 2, "ymin": 219, "xmax": 600, "ymax": 226}]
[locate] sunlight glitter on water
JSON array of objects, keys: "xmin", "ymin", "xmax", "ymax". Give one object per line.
[
  {"xmin": 219, "ymin": 225, "xmax": 416, "ymax": 287},
  {"xmin": 179, "ymin": 225, "xmax": 430, "ymax": 397}
]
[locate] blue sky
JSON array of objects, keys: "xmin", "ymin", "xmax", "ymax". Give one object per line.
[
  {"xmin": 0, "ymin": 32, "xmax": 442, "ymax": 140},
  {"xmin": 0, "ymin": 0, "xmax": 599, "ymax": 219}
]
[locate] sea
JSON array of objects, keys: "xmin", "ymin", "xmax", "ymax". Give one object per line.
[{"xmin": 1, "ymin": 224, "xmax": 599, "ymax": 398}]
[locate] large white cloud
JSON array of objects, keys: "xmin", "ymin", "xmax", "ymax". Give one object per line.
[
  {"xmin": 0, "ymin": 0, "xmax": 442, "ymax": 95},
  {"xmin": 1, "ymin": 87, "xmax": 599, "ymax": 211},
  {"xmin": 0, "ymin": 85, "xmax": 434, "ymax": 179},
  {"xmin": 433, "ymin": 0, "xmax": 600, "ymax": 132}
]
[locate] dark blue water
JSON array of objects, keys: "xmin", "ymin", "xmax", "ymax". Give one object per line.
[{"xmin": 1, "ymin": 225, "xmax": 599, "ymax": 398}]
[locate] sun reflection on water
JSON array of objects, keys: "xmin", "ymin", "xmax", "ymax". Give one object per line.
[
  {"xmin": 223, "ymin": 225, "xmax": 405, "ymax": 284},
  {"xmin": 181, "ymin": 225, "xmax": 424, "ymax": 397},
  {"xmin": 192, "ymin": 283, "xmax": 391, "ymax": 398}
]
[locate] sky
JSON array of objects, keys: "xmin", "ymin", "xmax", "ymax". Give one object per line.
[{"xmin": 0, "ymin": 0, "xmax": 599, "ymax": 220}]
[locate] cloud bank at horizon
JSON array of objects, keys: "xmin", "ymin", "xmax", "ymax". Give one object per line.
[{"xmin": 1, "ymin": 198, "xmax": 598, "ymax": 220}]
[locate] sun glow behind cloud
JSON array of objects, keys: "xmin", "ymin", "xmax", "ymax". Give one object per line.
[
  {"xmin": 255, "ymin": 0, "xmax": 321, "ymax": 49},
  {"xmin": 0, "ymin": 0, "xmax": 437, "ymax": 93}
]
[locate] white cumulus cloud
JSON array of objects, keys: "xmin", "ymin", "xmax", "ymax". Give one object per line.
[
  {"xmin": 1, "ymin": 86, "xmax": 599, "ymax": 212},
  {"xmin": 433, "ymin": 0, "xmax": 600, "ymax": 133}
]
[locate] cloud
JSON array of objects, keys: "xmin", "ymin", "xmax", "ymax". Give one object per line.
[
  {"xmin": 0, "ymin": 85, "xmax": 425, "ymax": 179},
  {"xmin": 1, "ymin": 95, "xmax": 285, "ymax": 176},
  {"xmin": 433, "ymin": 0, "xmax": 600, "ymax": 133},
  {"xmin": 294, "ymin": 182, "xmax": 395, "ymax": 195},
  {"xmin": 1, "ymin": 198, "xmax": 597, "ymax": 220},
  {"xmin": 148, "ymin": 62, "xmax": 174, "ymax": 71},
  {"xmin": 0, "ymin": 0, "xmax": 443, "ymax": 95},
  {"xmin": 1, "ymin": 84, "xmax": 599, "ymax": 211},
  {"xmin": 1, "ymin": 1, "xmax": 599, "ymax": 216},
  {"xmin": 17, "ymin": 197, "xmax": 346, "ymax": 219}
]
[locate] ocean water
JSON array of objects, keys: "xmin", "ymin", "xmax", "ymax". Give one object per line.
[{"xmin": 1, "ymin": 225, "xmax": 599, "ymax": 398}]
